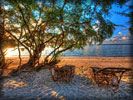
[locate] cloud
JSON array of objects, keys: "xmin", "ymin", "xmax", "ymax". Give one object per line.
[
  {"xmin": 121, "ymin": 27, "xmax": 129, "ymax": 30},
  {"xmin": 118, "ymin": 32, "xmax": 122, "ymax": 35},
  {"xmin": 103, "ymin": 33, "xmax": 133, "ymax": 44}
]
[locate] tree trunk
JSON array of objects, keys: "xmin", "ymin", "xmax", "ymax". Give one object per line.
[
  {"xmin": 19, "ymin": 44, "xmax": 45, "ymax": 70},
  {"xmin": 0, "ymin": 49, "xmax": 5, "ymax": 69},
  {"xmin": 19, "ymin": 53, "xmax": 39, "ymax": 71}
]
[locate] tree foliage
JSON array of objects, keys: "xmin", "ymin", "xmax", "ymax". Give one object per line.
[{"xmin": 0, "ymin": 0, "xmax": 130, "ymax": 70}]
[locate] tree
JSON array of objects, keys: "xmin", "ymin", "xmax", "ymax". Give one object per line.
[
  {"xmin": 0, "ymin": 0, "xmax": 13, "ymax": 75},
  {"xmin": 0, "ymin": 0, "xmax": 6, "ymax": 66},
  {"xmin": 0, "ymin": 0, "xmax": 129, "ymax": 71}
]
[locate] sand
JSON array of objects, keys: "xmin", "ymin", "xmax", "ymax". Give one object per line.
[
  {"xmin": 5, "ymin": 57, "xmax": 133, "ymax": 69},
  {"xmin": 0, "ymin": 57, "xmax": 133, "ymax": 100},
  {"xmin": 1, "ymin": 68, "xmax": 133, "ymax": 100},
  {"xmin": 3, "ymin": 57, "xmax": 133, "ymax": 76}
]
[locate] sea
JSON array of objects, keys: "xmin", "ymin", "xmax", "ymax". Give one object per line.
[
  {"xmin": 7, "ymin": 44, "xmax": 133, "ymax": 57},
  {"xmin": 63, "ymin": 44, "xmax": 133, "ymax": 57}
]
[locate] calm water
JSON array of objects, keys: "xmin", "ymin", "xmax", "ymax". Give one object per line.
[
  {"xmin": 8, "ymin": 44, "xmax": 133, "ymax": 57},
  {"xmin": 64, "ymin": 44, "xmax": 133, "ymax": 57}
]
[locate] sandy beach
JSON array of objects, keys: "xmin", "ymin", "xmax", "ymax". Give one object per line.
[
  {"xmin": 5, "ymin": 57, "xmax": 133, "ymax": 69},
  {"xmin": 3, "ymin": 57, "xmax": 133, "ymax": 76},
  {"xmin": 0, "ymin": 57, "xmax": 133, "ymax": 100}
]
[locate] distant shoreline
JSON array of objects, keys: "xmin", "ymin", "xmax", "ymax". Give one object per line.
[
  {"xmin": 5, "ymin": 56, "xmax": 133, "ymax": 58},
  {"xmin": 6, "ymin": 55, "xmax": 133, "ymax": 57},
  {"xmin": 102, "ymin": 44, "xmax": 133, "ymax": 45}
]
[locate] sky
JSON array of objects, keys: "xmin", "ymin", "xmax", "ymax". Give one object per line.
[{"xmin": 109, "ymin": 3, "xmax": 130, "ymax": 37}]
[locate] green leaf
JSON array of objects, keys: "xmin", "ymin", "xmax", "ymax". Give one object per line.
[{"xmin": 21, "ymin": 48, "xmax": 25, "ymax": 51}]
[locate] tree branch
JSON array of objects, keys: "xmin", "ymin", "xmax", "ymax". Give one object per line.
[
  {"xmin": 44, "ymin": 33, "xmax": 65, "ymax": 63},
  {"xmin": 18, "ymin": 26, "xmax": 23, "ymax": 66},
  {"xmin": 18, "ymin": 5, "xmax": 32, "ymax": 35},
  {"xmin": 60, "ymin": 0, "xmax": 68, "ymax": 25},
  {"xmin": 0, "ymin": 24, "xmax": 32, "ymax": 57},
  {"xmin": 56, "ymin": 44, "xmax": 74, "ymax": 55},
  {"xmin": 49, "ymin": 44, "xmax": 74, "ymax": 63}
]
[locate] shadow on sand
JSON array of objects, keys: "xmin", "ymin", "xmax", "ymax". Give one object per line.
[{"xmin": 0, "ymin": 67, "xmax": 132, "ymax": 100}]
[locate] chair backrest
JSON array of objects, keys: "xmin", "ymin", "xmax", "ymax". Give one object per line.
[
  {"xmin": 90, "ymin": 67, "xmax": 101, "ymax": 73},
  {"xmin": 96, "ymin": 67, "xmax": 131, "ymax": 74}
]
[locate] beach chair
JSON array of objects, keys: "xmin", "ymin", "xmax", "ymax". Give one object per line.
[
  {"xmin": 49, "ymin": 65, "xmax": 75, "ymax": 83},
  {"xmin": 90, "ymin": 67, "xmax": 131, "ymax": 88}
]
